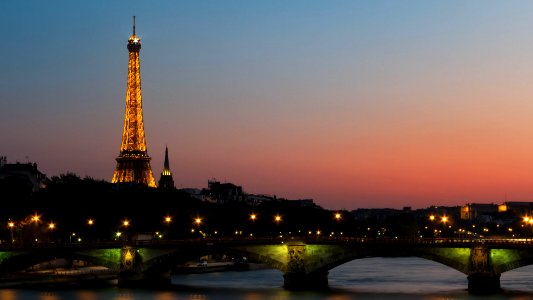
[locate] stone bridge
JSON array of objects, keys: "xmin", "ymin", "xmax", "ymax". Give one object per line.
[{"xmin": 0, "ymin": 238, "xmax": 532, "ymax": 293}]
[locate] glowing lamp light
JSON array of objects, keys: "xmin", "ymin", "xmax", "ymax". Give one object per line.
[{"xmin": 31, "ymin": 214, "xmax": 40, "ymax": 223}]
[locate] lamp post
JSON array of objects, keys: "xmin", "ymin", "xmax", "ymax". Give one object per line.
[
  {"xmin": 428, "ymin": 215, "xmax": 436, "ymax": 239},
  {"xmin": 164, "ymin": 216, "xmax": 171, "ymax": 239},
  {"xmin": 522, "ymin": 216, "xmax": 533, "ymax": 239},
  {"xmin": 122, "ymin": 220, "xmax": 130, "ymax": 241},
  {"xmin": 334, "ymin": 212, "xmax": 342, "ymax": 238},
  {"xmin": 8, "ymin": 221, "xmax": 14, "ymax": 245},
  {"xmin": 274, "ymin": 214, "xmax": 282, "ymax": 238},
  {"xmin": 249, "ymin": 213, "xmax": 257, "ymax": 237},
  {"xmin": 192, "ymin": 217, "xmax": 203, "ymax": 238},
  {"xmin": 87, "ymin": 219, "xmax": 94, "ymax": 242},
  {"xmin": 441, "ymin": 216, "xmax": 449, "ymax": 238},
  {"xmin": 30, "ymin": 214, "xmax": 40, "ymax": 244},
  {"xmin": 48, "ymin": 223, "xmax": 55, "ymax": 243}
]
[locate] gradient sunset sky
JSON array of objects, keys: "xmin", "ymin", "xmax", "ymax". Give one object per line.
[{"xmin": 3, "ymin": 1, "xmax": 533, "ymax": 209}]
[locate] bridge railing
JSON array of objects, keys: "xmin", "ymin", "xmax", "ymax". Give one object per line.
[{"xmin": 0, "ymin": 236, "xmax": 532, "ymax": 250}]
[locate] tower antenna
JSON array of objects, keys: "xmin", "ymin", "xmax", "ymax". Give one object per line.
[{"xmin": 133, "ymin": 16, "xmax": 136, "ymax": 35}]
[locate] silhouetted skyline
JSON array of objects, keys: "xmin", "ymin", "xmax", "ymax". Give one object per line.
[{"xmin": 3, "ymin": 1, "xmax": 533, "ymax": 209}]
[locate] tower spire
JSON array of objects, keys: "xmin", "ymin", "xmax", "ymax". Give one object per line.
[
  {"xmin": 159, "ymin": 145, "xmax": 175, "ymax": 189},
  {"xmin": 164, "ymin": 145, "xmax": 170, "ymax": 170},
  {"xmin": 133, "ymin": 16, "xmax": 136, "ymax": 35}
]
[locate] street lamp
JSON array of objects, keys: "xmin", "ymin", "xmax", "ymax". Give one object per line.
[
  {"xmin": 249, "ymin": 213, "xmax": 257, "ymax": 237},
  {"xmin": 122, "ymin": 220, "xmax": 130, "ymax": 241},
  {"xmin": 441, "ymin": 216, "xmax": 449, "ymax": 237},
  {"xmin": 164, "ymin": 216, "xmax": 172, "ymax": 239},
  {"xmin": 48, "ymin": 223, "xmax": 55, "ymax": 243},
  {"xmin": 86, "ymin": 219, "xmax": 95, "ymax": 242},
  {"xmin": 8, "ymin": 221, "xmax": 14, "ymax": 244},
  {"xmin": 191, "ymin": 217, "xmax": 202, "ymax": 238}
]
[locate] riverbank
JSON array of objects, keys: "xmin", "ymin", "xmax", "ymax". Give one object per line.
[{"xmin": 0, "ymin": 267, "xmax": 117, "ymax": 288}]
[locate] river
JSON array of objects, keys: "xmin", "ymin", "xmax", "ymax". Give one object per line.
[{"xmin": 3, "ymin": 257, "xmax": 533, "ymax": 299}]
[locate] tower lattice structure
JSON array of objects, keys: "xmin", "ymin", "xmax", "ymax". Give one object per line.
[{"xmin": 112, "ymin": 17, "xmax": 156, "ymax": 187}]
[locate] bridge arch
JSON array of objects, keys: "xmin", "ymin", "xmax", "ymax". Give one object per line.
[{"xmin": 0, "ymin": 248, "xmax": 122, "ymax": 274}]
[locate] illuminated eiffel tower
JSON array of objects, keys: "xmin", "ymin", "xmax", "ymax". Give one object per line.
[{"xmin": 112, "ymin": 17, "xmax": 156, "ymax": 187}]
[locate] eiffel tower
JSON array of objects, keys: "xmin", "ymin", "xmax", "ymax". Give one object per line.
[{"xmin": 112, "ymin": 17, "xmax": 156, "ymax": 187}]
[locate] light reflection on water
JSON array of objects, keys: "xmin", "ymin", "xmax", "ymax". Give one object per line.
[{"xmin": 1, "ymin": 257, "xmax": 533, "ymax": 299}]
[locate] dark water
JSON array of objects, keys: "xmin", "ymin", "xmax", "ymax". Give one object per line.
[{"xmin": 3, "ymin": 257, "xmax": 533, "ymax": 299}]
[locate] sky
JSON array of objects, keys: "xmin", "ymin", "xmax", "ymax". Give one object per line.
[{"xmin": 3, "ymin": 1, "xmax": 533, "ymax": 209}]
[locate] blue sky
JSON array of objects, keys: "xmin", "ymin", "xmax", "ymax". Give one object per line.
[{"xmin": 4, "ymin": 1, "xmax": 533, "ymax": 209}]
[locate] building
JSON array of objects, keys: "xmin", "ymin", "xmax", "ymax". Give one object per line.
[
  {"xmin": 111, "ymin": 17, "xmax": 156, "ymax": 187},
  {"xmin": 158, "ymin": 146, "xmax": 175, "ymax": 189},
  {"xmin": 0, "ymin": 156, "xmax": 47, "ymax": 192},
  {"xmin": 460, "ymin": 203, "xmax": 498, "ymax": 222},
  {"xmin": 498, "ymin": 202, "xmax": 533, "ymax": 217},
  {"xmin": 206, "ymin": 179, "xmax": 244, "ymax": 204}
]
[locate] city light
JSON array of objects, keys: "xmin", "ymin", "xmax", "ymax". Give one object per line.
[
  {"xmin": 274, "ymin": 215, "xmax": 282, "ymax": 223},
  {"xmin": 31, "ymin": 214, "xmax": 40, "ymax": 223}
]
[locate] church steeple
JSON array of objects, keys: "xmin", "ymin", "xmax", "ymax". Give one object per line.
[
  {"xmin": 162, "ymin": 145, "xmax": 171, "ymax": 176},
  {"xmin": 159, "ymin": 145, "xmax": 175, "ymax": 189}
]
